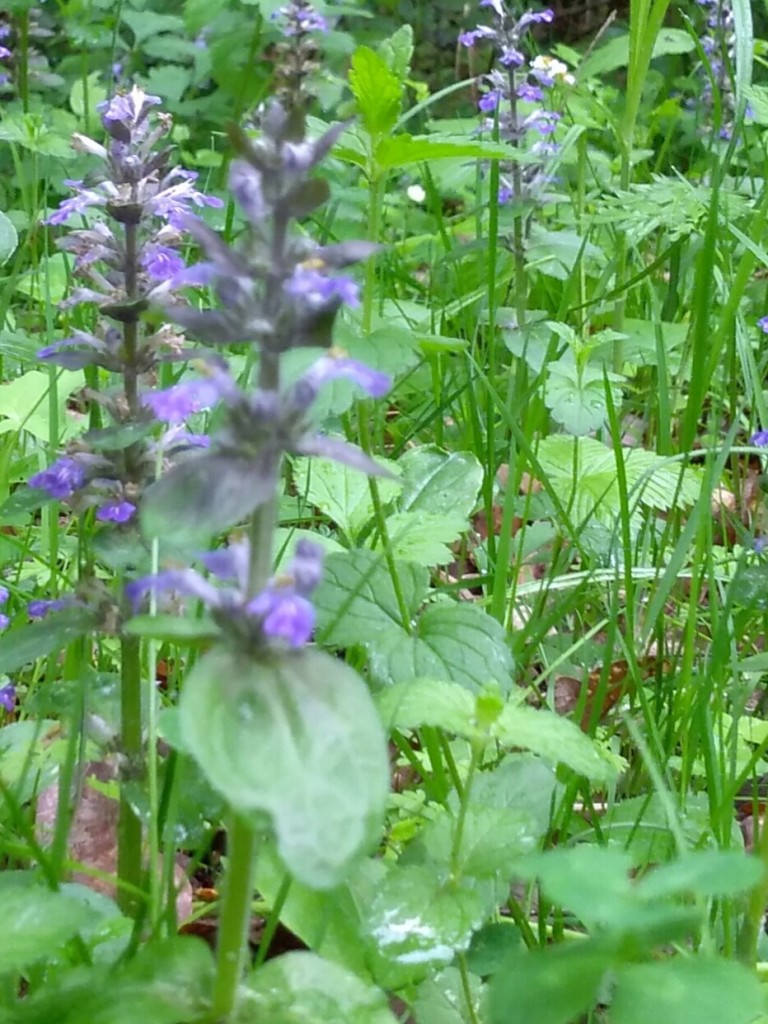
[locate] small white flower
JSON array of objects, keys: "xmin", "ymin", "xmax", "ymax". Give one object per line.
[{"xmin": 407, "ymin": 184, "xmax": 426, "ymax": 204}]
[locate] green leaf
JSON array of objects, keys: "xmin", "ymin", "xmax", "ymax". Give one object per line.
[
  {"xmin": 348, "ymin": 46, "xmax": 403, "ymax": 136},
  {"xmin": 0, "ymin": 370, "xmax": 84, "ymax": 441},
  {"xmin": 488, "ymin": 941, "xmax": 610, "ymax": 1024},
  {"xmin": 314, "ymin": 550, "xmax": 429, "ymax": 646},
  {"xmin": 545, "ymin": 355, "xmax": 624, "ymax": 436},
  {"xmin": 335, "ymin": 321, "xmax": 422, "ymax": 376},
  {"xmin": 142, "ymin": 452, "xmax": 279, "ymax": 543},
  {"xmin": 292, "ymin": 456, "xmax": 400, "ymax": 542},
  {"xmin": 0, "ymin": 210, "xmax": 18, "ymax": 266},
  {"xmin": 0, "ymin": 720, "xmax": 70, "ymax": 803},
  {"xmin": 636, "ymin": 850, "xmax": 764, "ymax": 900},
  {"xmin": 378, "ymin": 24, "xmax": 414, "ymax": 81},
  {"xmin": 465, "ymin": 923, "xmax": 523, "ymax": 977},
  {"xmin": 180, "ymin": 645, "xmax": 389, "ymax": 889},
  {"xmin": 421, "ymin": 805, "xmax": 541, "ymax": 879},
  {"xmin": 535, "ymin": 435, "xmax": 701, "ymax": 529},
  {"xmin": 398, "ymin": 447, "xmax": 484, "ymax": 519},
  {"xmin": 0, "ymin": 874, "xmax": 95, "ymax": 972},
  {"xmin": 68, "ymin": 71, "xmax": 108, "ymax": 123},
  {"xmin": 381, "ymin": 510, "xmax": 467, "ymax": 565},
  {"xmin": 366, "ymin": 864, "xmax": 486, "ymax": 967},
  {"xmin": 611, "ymin": 959, "xmax": 765, "ymax": 1024},
  {"xmin": 0, "ymin": 609, "xmax": 95, "ymax": 674},
  {"xmin": 494, "ymin": 704, "xmax": 619, "ymax": 782},
  {"xmin": 241, "ymin": 952, "xmax": 397, "ymax": 1024},
  {"xmin": 120, "ymin": 8, "xmax": 185, "ymax": 44},
  {"xmin": 578, "ymin": 27, "xmax": 695, "ymax": 80},
  {"xmin": 123, "ymin": 614, "xmax": 219, "ymax": 644},
  {"xmin": 374, "ymin": 134, "xmax": 515, "ymax": 170},
  {"xmin": 372, "ymin": 602, "xmax": 513, "ymax": 691},
  {"xmin": 413, "ymin": 967, "xmax": 484, "ymax": 1024},
  {"xmin": 377, "ymin": 678, "xmax": 476, "ymax": 734},
  {"xmin": 315, "ymin": 553, "xmax": 512, "ymax": 689}
]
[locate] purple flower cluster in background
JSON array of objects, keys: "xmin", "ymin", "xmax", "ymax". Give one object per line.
[
  {"xmin": 459, "ymin": 1, "xmax": 570, "ymax": 205},
  {"xmin": 128, "ymin": 538, "xmax": 325, "ymax": 648},
  {"xmin": 695, "ymin": 0, "xmax": 746, "ymax": 141},
  {"xmin": 0, "ymin": 24, "xmax": 11, "ymax": 90},
  {"xmin": 0, "ymin": 586, "xmax": 9, "ymax": 631}
]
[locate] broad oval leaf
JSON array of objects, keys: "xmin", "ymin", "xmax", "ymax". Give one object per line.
[
  {"xmin": 0, "ymin": 210, "xmax": 18, "ymax": 266},
  {"xmin": 180, "ymin": 645, "xmax": 389, "ymax": 889},
  {"xmin": 240, "ymin": 951, "xmax": 397, "ymax": 1024}
]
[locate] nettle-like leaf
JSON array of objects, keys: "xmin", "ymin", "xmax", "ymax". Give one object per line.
[
  {"xmin": 292, "ymin": 456, "xmax": 401, "ymax": 544},
  {"xmin": 348, "ymin": 46, "xmax": 403, "ymax": 137},
  {"xmin": 535, "ymin": 435, "xmax": 701, "ymax": 530},
  {"xmin": 180, "ymin": 644, "xmax": 388, "ymax": 889},
  {"xmin": 243, "ymin": 952, "xmax": 397, "ymax": 1024},
  {"xmin": 314, "ymin": 552, "xmax": 512, "ymax": 691},
  {"xmin": 365, "ymin": 864, "xmax": 487, "ymax": 969},
  {"xmin": 377, "ymin": 680, "xmax": 620, "ymax": 782}
]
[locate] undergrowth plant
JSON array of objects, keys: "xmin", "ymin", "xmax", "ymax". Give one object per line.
[{"xmin": 3, "ymin": 0, "xmax": 768, "ymax": 1023}]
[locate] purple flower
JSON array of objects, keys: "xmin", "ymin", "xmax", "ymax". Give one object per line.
[
  {"xmin": 96, "ymin": 499, "xmax": 136, "ymax": 523},
  {"xmin": 37, "ymin": 330, "xmax": 105, "ymax": 362},
  {"xmin": 518, "ymin": 81, "xmax": 544, "ymax": 102},
  {"xmin": 479, "ymin": 90, "xmax": 502, "ymax": 113},
  {"xmin": 525, "ymin": 110, "xmax": 561, "ymax": 136},
  {"xmin": 98, "ymin": 85, "xmax": 162, "ymax": 132},
  {"xmin": 0, "ymin": 683, "xmax": 15, "ymax": 712},
  {"xmin": 29, "ymin": 457, "xmax": 86, "ymax": 499},
  {"xmin": 246, "ymin": 588, "xmax": 315, "ymax": 647},
  {"xmin": 498, "ymin": 185, "xmax": 514, "ymax": 204},
  {"xmin": 479, "ymin": 0, "xmax": 505, "ymax": 15},
  {"xmin": 0, "ymin": 586, "xmax": 8, "ymax": 606},
  {"xmin": 518, "ymin": 9, "xmax": 555, "ymax": 28},
  {"xmin": 458, "ymin": 26, "xmax": 497, "ymax": 47},
  {"xmin": 751, "ymin": 430, "xmax": 768, "ymax": 446},
  {"xmin": 141, "ymin": 244, "xmax": 186, "ymax": 282},
  {"xmin": 150, "ymin": 169, "xmax": 224, "ymax": 227},
  {"xmin": 500, "ymin": 46, "xmax": 526, "ymax": 67},
  {"xmin": 285, "ymin": 266, "xmax": 360, "ymax": 308},
  {"xmin": 0, "ymin": 46, "xmax": 11, "ymax": 60},
  {"xmin": 297, "ymin": 354, "xmax": 391, "ymax": 401},
  {"xmin": 45, "ymin": 183, "xmax": 107, "ymax": 226},
  {"xmin": 757, "ymin": 316, "xmax": 768, "ymax": 333},
  {"xmin": 141, "ymin": 377, "xmax": 224, "ymax": 423},
  {"xmin": 28, "ymin": 598, "xmax": 69, "ymax": 620},
  {"xmin": 0, "ymin": 615, "xmax": 8, "ymax": 631}
]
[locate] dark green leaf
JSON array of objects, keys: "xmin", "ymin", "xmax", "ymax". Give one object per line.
[
  {"xmin": 611, "ymin": 959, "xmax": 765, "ymax": 1024},
  {"xmin": 142, "ymin": 453, "xmax": 279, "ymax": 542},
  {"xmin": 0, "ymin": 609, "xmax": 95, "ymax": 674}
]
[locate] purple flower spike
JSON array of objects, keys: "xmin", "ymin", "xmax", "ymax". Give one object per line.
[
  {"xmin": 0, "ymin": 683, "xmax": 15, "ymax": 712},
  {"xmin": 757, "ymin": 316, "xmax": 768, "ymax": 334},
  {"xmin": 300, "ymin": 354, "xmax": 392, "ymax": 400},
  {"xmin": 285, "ymin": 266, "xmax": 360, "ymax": 309},
  {"xmin": 96, "ymin": 499, "xmax": 137, "ymax": 523},
  {"xmin": 246, "ymin": 588, "xmax": 316, "ymax": 647},
  {"xmin": 0, "ymin": 586, "xmax": 8, "ymax": 605},
  {"xmin": 751, "ymin": 430, "xmax": 768, "ymax": 447},
  {"xmin": 30, "ymin": 457, "xmax": 86, "ymax": 499}
]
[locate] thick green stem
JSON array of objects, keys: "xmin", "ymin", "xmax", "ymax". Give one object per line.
[
  {"xmin": 212, "ymin": 349, "xmax": 281, "ymax": 1019},
  {"xmin": 210, "ymin": 815, "xmax": 258, "ymax": 1021},
  {"xmin": 118, "ymin": 633, "xmax": 144, "ymax": 915}
]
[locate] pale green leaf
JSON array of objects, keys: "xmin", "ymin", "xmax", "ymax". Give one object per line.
[
  {"xmin": 494, "ymin": 704, "xmax": 620, "ymax": 782},
  {"xmin": 293, "ymin": 456, "xmax": 400, "ymax": 542},
  {"xmin": 0, "ymin": 210, "xmax": 18, "ymax": 267},
  {"xmin": 180, "ymin": 645, "xmax": 388, "ymax": 889},
  {"xmin": 398, "ymin": 447, "xmax": 483, "ymax": 519},
  {"xmin": 241, "ymin": 952, "xmax": 397, "ymax": 1024},
  {"xmin": 381, "ymin": 510, "xmax": 467, "ymax": 565}
]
